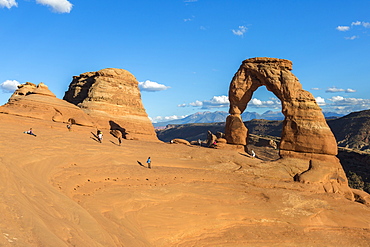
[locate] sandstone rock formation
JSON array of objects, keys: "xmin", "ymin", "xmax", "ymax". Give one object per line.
[
  {"xmin": 225, "ymin": 57, "xmax": 352, "ymax": 199},
  {"xmin": 171, "ymin": 138, "xmax": 191, "ymax": 145},
  {"xmin": 0, "ymin": 83, "xmax": 95, "ymax": 126},
  {"xmin": 63, "ymin": 68, "xmax": 157, "ymax": 141}
]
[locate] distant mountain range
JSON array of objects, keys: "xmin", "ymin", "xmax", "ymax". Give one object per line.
[{"xmin": 153, "ymin": 110, "xmax": 343, "ymax": 127}]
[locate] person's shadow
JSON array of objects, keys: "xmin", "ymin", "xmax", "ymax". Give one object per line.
[
  {"xmin": 90, "ymin": 132, "xmax": 100, "ymax": 143},
  {"xmin": 137, "ymin": 161, "xmax": 147, "ymax": 168}
]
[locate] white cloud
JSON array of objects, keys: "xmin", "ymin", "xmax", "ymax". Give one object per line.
[
  {"xmin": 180, "ymin": 95, "xmax": 282, "ymax": 110},
  {"xmin": 0, "ymin": 0, "xmax": 17, "ymax": 8},
  {"xmin": 36, "ymin": 0, "xmax": 73, "ymax": 13},
  {"xmin": 362, "ymin": 22, "xmax": 370, "ymax": 28},
  {"xmin": 325, "ymin": 87, "xmax": 356, "ymax": 93},
  {"xmin": 232, "ymin": 26, "xmax": 248, "ymax": 36},
  {"xmin": 345, "ymin": 35, "xmax": 359, "ymax": 40},
  {"xmin": 311, "ymin": 87, "xmax": 320, "ymax": 90},
  {"xmin": 184, "ymin": 0, "xmax": 198, "ymax": 2},
  {"xmin": 150, "ymin": 115, "xmax": 187, "ymax": 123},
  {"xmin": 202, "ymin": 95, "xmax": 229, "ymax": 108},
  {"xmin": 345, "ymin": 88, "xmax": 356, "ymax": 93},
  {"xmin": 139, "ymin": 80, "xmax": 170, "ymax": 92},
  {"xmin": 248, "ymin": 97, "xmax": 281, "ymax": 109},
  {"xmin": 179, "ymin": 95, "xmax": 229, "ymax": 109},
  {"xmin": 326, "ymin": 87, "xmax": 345, "ymax": 93},
  {"xmin": 320, "ymin": 95, "xmax": 370, "ymax": 114},
  {"xmin": 315, "ymin": 96, "xmax": 326, "ymax": 106},
  {"xmin": 352, "ymin": 21, "xmax": 362, "ymax": 26},
  {"xmin": 189, "ymin": 100, "xmax": 203, "ymax": 107},
  {"xmin": 1, "ymin": 80, "xmax": 20, "ymax": 93},
  {"xmin": 336, "ymin": 26, "xmax": 350, "ymax": 31}
]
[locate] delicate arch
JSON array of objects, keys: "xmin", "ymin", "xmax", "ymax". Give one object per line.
[{"xmin": 225, "ymin": 57, "xmax": 337, "ymax": 157}]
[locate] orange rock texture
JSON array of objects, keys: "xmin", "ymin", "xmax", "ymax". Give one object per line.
[
  {"xmin": 63, "ymin": 68, "xmax": 157, "ymax": 141},
  {"xmin": 226, "ymin": 57, "xmax": 352, "ymax": 199},
  {"xmin": 0, "ymin": 82, "xmax": 95, "ymax": 126}
]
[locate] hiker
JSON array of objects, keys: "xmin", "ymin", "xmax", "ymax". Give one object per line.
[
  {"xmin": 251, "ymin": 150, "xmax": 256, "ymax": 159},
  {"xmin": 67, "ymin": 124, "xmax": 72, "ymax": 131},
  {"xmin": 146, "ymin": 157, "xmax": 151, "ymax": 169},
  {"xmin": 24, "ymin": 128, "xmax": 37, "ymax": 137},
  {"xmin": 212, "ymin": 141, "xmax": 217, "ymax": 148},
  {"xmin": 198, "ymin": 139, "xmax": 201, "ymax": 146},
  {"xmin": 97, "ymin": 130, "xmax": 103, "ymax": 143}
]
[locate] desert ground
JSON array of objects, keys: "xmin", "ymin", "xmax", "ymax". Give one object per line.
[{"xmin": 1, "ymin": 114, "xmax": 370, "ymax": 246}]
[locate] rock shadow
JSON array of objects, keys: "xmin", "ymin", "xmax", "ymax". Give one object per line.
[{"xmin": 109, "ymin": 120, "xmax": 128, "ymax": 139}]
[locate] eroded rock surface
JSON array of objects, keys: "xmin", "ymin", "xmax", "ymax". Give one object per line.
[
  {"xmin": 63, "ymin": 68, "xmax": 157, "ymax": 141},
  {"xmin": 225, "ymin": 57, "xmax": 352, "ymax": 199},
  {"xmin": 0, "ymin": 83, "xmax": 95, "ymax": 126}
]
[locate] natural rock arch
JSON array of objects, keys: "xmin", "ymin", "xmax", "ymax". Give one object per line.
[
  {"xmin": 225, "ymin": 57, "xmax": 353, "ymax": 199},
  {"xmin": 225, "ymin": 57, "xmax": 337, "ymax": 156}
]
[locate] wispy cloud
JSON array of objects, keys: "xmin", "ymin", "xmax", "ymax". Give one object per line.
[
  {"xmin": 0, "ymin": 0, "xmax": 73, "ymax": 13},
  {"xmin": 184, "ymin": 0, "xmax": 198, "ymax": 2},
  {"xmin": 150, "ymin": 115, "xmax": 187, "ymax": 123},
  {"xmin": 179, "ymin": 95, "xmax": 229, "ymax": 109},
  {"xmin": 336, "ymin": 21, "xmax": 370, "ymax": 40},
  {"xmin": 325, "ymin": 87, "xmax": 356, "ymax": 93},
  {"xmin": 317, "ymin": 95, "xmax": 370, "ymax": 114},
  {"xmin": 232, "ymin": 26, "xmax": 248, "ymax": 36},
  {"xmin": 345, "ymin": 35, "xmax": 359, "ymax": 40},
  {"xmin": 0, "ymin": 79, "xmax": 20, "ymax": 93},
  {"xmin": 36, "ymin": 0, "xmax": 73, "ymax": 13},
  {"xmin": 179, "ymin": 96, "xmax": 281, "ymax": 110},
  {"xmin": 336, "ymin": 26, "xmax": 350, "ymax": 31},
  {"xmin": 0, "ymin": 0, "xmax": 17, "ymax": 9},
  {"xmin": 311, "ymin": 87, "xmax": 321, "ymax": 90},
  {"xmin": 139, "ymin": 80, "xmax": 170, "ymax": 92}
]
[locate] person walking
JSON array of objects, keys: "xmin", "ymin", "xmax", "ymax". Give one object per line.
[
  {"xmin": 146, "ymin": 157, "xmax": 151, "ymax": 169},
  {"xmin": 97, "ymin": 130, "xmax": 103, "ymax": 143},
  {"xmin": 251, "ymin": 150, "xmax": 256, "ymax": 159}
]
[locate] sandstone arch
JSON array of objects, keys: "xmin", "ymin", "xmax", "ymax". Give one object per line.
[{"xmin": 225, "ymin": 57, "xmax": 353, "ymax": 199}]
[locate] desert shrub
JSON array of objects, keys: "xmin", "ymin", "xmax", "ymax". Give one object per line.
[{"xmin": 347, "ymin": 171, "xmax": 365, "ymax": 190}]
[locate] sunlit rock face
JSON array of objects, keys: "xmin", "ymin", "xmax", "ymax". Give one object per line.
[
  {"xmin": 226, "ymin": 57, "xmax": 353, "ymax": 199},
  {"xmin": 63, "ymin": 68, "xmax": 157, "ymax": 141},
  {"xmin": 0, "ymin": 82, "xmax": 95, "ymax": 126}
]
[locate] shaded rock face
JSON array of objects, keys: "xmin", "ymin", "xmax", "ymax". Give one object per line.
[
  {"xmin": 225, "ymin": 57, "xmax": 352, "ymax": 199},
  {"xmin": 0, "ymin": 83, "xmax": 95, "ymax": 126},
  {"xmin": 63, "ymin": 68, "xmax": 157, "ymax": 141}
]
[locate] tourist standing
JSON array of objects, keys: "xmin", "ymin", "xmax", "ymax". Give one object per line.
[{"xmin": 147, "ymin": 157, "xmax": 151, "ymax": 169}]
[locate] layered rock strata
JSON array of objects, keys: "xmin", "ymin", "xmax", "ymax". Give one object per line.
[
  {"xmin": 63, "ymin": 68, "xmax": 157, "ymax": 141},
  {"xmin": 0, "ymin": 83, "xmax": 95, "ymax": 126},
  {"xmin": 225, "ymin": 57, "xmax": 352, "ymax": 199}
]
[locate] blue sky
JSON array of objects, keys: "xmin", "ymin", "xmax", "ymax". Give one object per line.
[{"xmin": 1, "ymin": 0, "xmax": 370, "ymax": 123}]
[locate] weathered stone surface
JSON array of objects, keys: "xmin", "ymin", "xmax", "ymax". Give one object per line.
[
  {"xmin": 225, "ymin": 57, "xmax": 351, "ymax": 198},
  {"xmin": 171, "ymin": 138, "xmax": 191, "ymax": 145},
  {"xmin": 63, "ymin": 68, "xmax": 157, "ymax": 141},
  {"xmin": 0, "ymin": 83, "xmax": 95, "ymax": 126},
  {"xmin": 225, "ymin": 115, "xmax": 248, "ymax": 145}
]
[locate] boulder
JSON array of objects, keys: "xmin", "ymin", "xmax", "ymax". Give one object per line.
[
  {"xmin": 171, "ymin": 139, "xmax": 191, "ymax": 145},
  {"xmin": 63, "ymin": 68, "xmax": 157, "ymax": 141},
  {"xmin": 225, "ymin": 57, "xmax": 352, "ymax": 199},
  {"xmin": 0, "ymin": 83, "xmax": 95, "ymax": 127}
]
